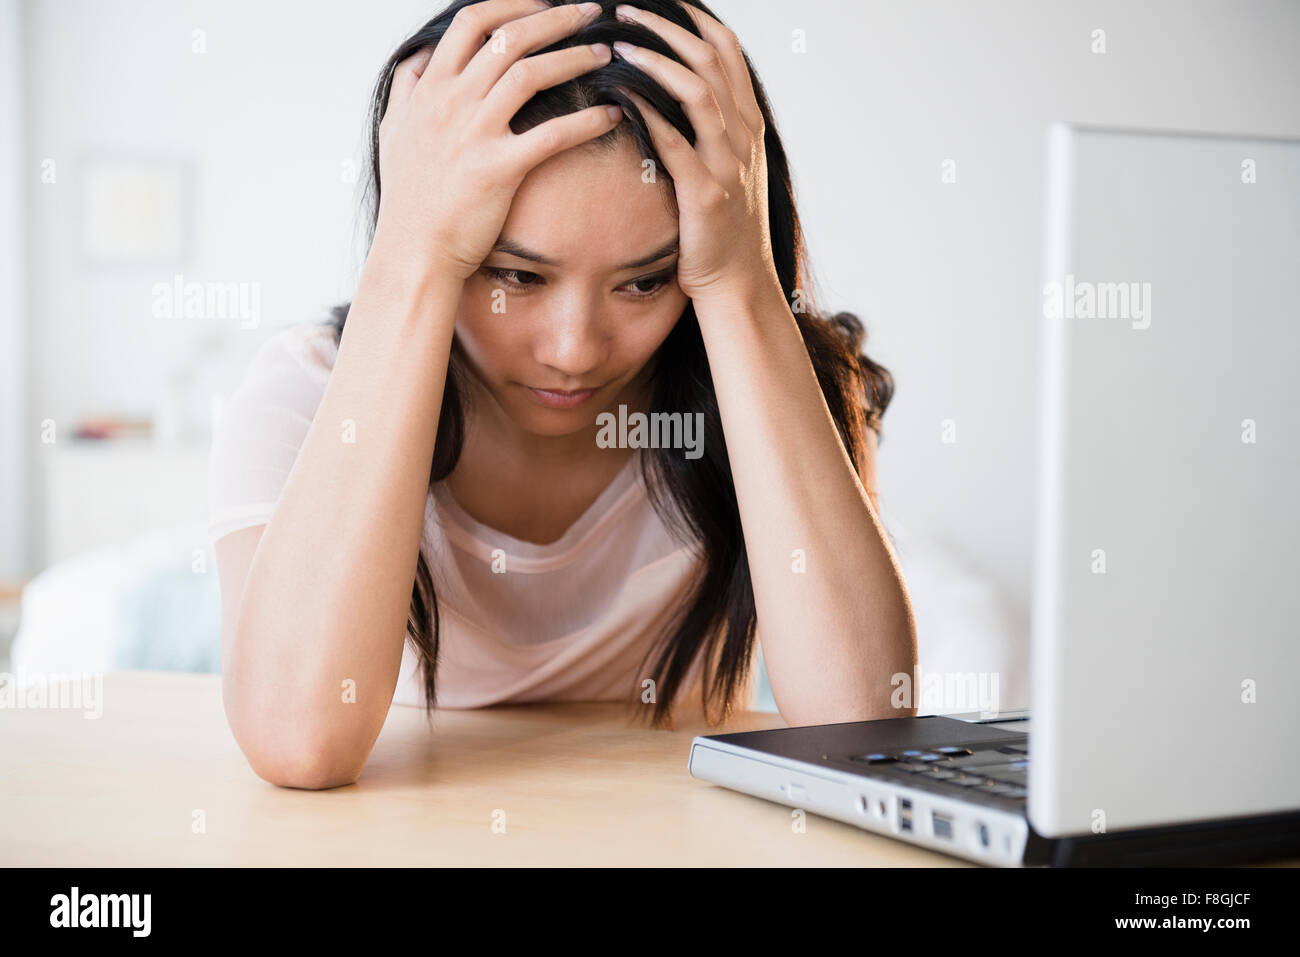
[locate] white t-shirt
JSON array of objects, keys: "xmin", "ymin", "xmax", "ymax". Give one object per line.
[{"xmin": 208, "ymin": 321, "xmax": 715, "ymax": 710}]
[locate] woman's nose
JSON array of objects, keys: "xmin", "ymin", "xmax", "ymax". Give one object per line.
[{"xmin": 533, "ymin": 294, "xmax": 607, "ymax": 380}]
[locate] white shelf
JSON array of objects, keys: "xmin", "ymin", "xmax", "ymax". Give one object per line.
[{"xmin": 41, "ymin": 439, "xmax": 211, "ymax": 566}]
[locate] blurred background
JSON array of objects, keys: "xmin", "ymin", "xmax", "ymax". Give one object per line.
[{"xmin": 1, "ymin": 0, "xmax": 1297, "ymax": 712}]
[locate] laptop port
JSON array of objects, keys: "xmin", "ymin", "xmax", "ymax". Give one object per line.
[
  {"xmin": 932, "ymin": 812, "xmax": 953, "ymax": 840},
  {"xmin": 859, "ymin": 795, "xmax": 887, "ymax": 819},
  {"xmin": 977, "ymin": 822, "xmax": 991, "ymax": 848},
  {"xmin": 899, "ymin": 798, "xmax": 913, "ymax": 833}
]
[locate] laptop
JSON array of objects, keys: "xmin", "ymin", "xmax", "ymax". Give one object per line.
[{"xmin": 688, "ymin": 123, "xmax": 1300, "ymax": 866}]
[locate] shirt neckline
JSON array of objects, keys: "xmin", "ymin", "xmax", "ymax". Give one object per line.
[{"xmin": 430, "ymin": 450, "xmax": 645, "ymax": 568}]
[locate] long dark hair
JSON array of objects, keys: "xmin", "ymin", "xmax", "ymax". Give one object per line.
[{"xmin": 328, "ymin": 0, "xmax": 895, "ymax": 728}]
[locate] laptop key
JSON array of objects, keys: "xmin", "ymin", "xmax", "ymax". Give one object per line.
[
  {"xmin": 939, "ymin": 752, "xmax": 1023, "ymax": 770},
  {"xmin": 972, "ymin": 764, "xmax": 1028, "ymax": 785},
  {"xmin": 988, "ymin": 784, "xmax": 1027, "ymax": 798},
  {"xmin": 850, "ymin": 753, "xmax": 899, "ymax": 764}
]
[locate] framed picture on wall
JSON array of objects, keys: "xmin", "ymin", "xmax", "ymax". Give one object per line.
[{"xmin": 81, "ymin": 156, "xmax": 191, "ymax": 265}]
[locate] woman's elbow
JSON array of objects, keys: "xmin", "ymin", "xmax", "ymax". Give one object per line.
[
  {"xmin": 222, "ymin": 684, "xmax": 366, "ymax": 789},
  {"xmin": 261, "ymin": 763, "xmax": 361, "ymax": 791},
  {"xmin": 240, "ymin": 735, "xmax": 365, "ymax": 790}
]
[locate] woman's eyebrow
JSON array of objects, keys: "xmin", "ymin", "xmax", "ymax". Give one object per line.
[
  {"xmin": 618, "ymin": 238, "xmax": 679, "ymax": 270},
  {"xmin": 490, "ymin": 236, "xmax": 679, "ymax": 270}
]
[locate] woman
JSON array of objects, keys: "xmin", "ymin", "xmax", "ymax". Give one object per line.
[{"xmin": 209, "ymin": 0, "xmax": 917, "ymax": 790}]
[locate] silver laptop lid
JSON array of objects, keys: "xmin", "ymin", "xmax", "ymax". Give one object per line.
[{"xmin": 1030, "ymin": 123, "xmax": 1300, "ymax": 837}]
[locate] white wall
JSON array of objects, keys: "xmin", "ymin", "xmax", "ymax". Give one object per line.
[
  {"xmin": 0, "ymin": 0, "xmax": 25, "ymax": 580},
  {"xmin": 22, "ymin": 0, "xmax": 429, "ymax": 568},
  {"xmin": 18, "ymin": 1, "xmax": 1300, "ymax": 648},
  {"xmin": 718, "ymin": 0, "xmax": 1300, "ymax": 637}
]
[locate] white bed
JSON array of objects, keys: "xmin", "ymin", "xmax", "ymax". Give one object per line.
[{"xmin": 11, "ymin": 507, "xmax": 1027, "ymax": 715}]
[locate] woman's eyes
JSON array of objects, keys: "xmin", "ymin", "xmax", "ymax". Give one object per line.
[
  {"xmin": 482, "ymin": 268, "xmax": 542, "ymax": 289},
  {"xmin": 481, "ymin": 267, "xmax": 673, "ymax": 301}
]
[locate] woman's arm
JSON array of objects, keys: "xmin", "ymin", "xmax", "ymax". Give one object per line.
[
  {"xmin": 691, "ymin": 279, "xmax": 918, "ymax": 727},
  {"xmin": 217, "ymin": 0, "xmax": 622, "ymax": 788},
  {"xmin": 607, "ymin": 4, "xmax": 917, "ymax": 725},
  {"xmin": 218, "ymin": 258, "xmax": 462, "ymax": 790}
]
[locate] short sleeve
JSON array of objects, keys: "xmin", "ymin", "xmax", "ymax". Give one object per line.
[{"xmin": 206, "ymin": 321, "xmax": 339, "ymax": 542}]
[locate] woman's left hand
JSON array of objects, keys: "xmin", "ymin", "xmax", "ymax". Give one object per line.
[{"xmin": 611, "ymin": 3, "xmax": 781, "ymax": 303}]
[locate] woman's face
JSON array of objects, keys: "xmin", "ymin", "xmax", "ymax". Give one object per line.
[{"xmin": 454, "ymin": 134, "xmax": 689, "ymax": 440}]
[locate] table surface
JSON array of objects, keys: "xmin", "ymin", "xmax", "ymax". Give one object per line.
[{"xmin": 0, "ymin": 671, "xmax": 965, "ymax": 866}]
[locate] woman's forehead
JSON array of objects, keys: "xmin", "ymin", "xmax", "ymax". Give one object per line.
[{"xmin": 502, "ymin": 140, "xmax": 678, "ymax": 268}]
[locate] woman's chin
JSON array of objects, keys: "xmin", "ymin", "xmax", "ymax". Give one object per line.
[{"xmin": 507, "ymin": 399, "xmax": 601, "ymax": 439}]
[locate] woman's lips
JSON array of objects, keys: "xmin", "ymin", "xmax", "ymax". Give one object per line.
[{"xmin": 523, "ymin": 385, "xmax": 601, "ymax": 409}]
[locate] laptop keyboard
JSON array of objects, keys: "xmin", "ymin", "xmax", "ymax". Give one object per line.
[{"xmin": 847, "ymin": 744, "xmax": 1029, "ymax": 801}]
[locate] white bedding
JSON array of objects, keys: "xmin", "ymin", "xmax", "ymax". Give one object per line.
[{"xmin": 12, "ymin": 510, "xmax": 1027, "ymax": 715}]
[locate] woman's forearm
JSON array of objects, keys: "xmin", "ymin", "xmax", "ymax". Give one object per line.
[
  {"xmin": 226, "ymin": 236, "xmax": 463, "ymax": 786},
  {"xmin": 692, "ymin": 277, "xmax": 918, "ymax": 726}
]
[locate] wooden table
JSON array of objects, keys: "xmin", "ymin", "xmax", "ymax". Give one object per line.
[{"xmin": 0, "ymin": 671, "xmax": 961, "ymax": 866}]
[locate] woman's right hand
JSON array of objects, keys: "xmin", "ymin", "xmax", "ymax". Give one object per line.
[{"xmin": 372, "ymin": 0, "xmax": 619, "ymax": 282}]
